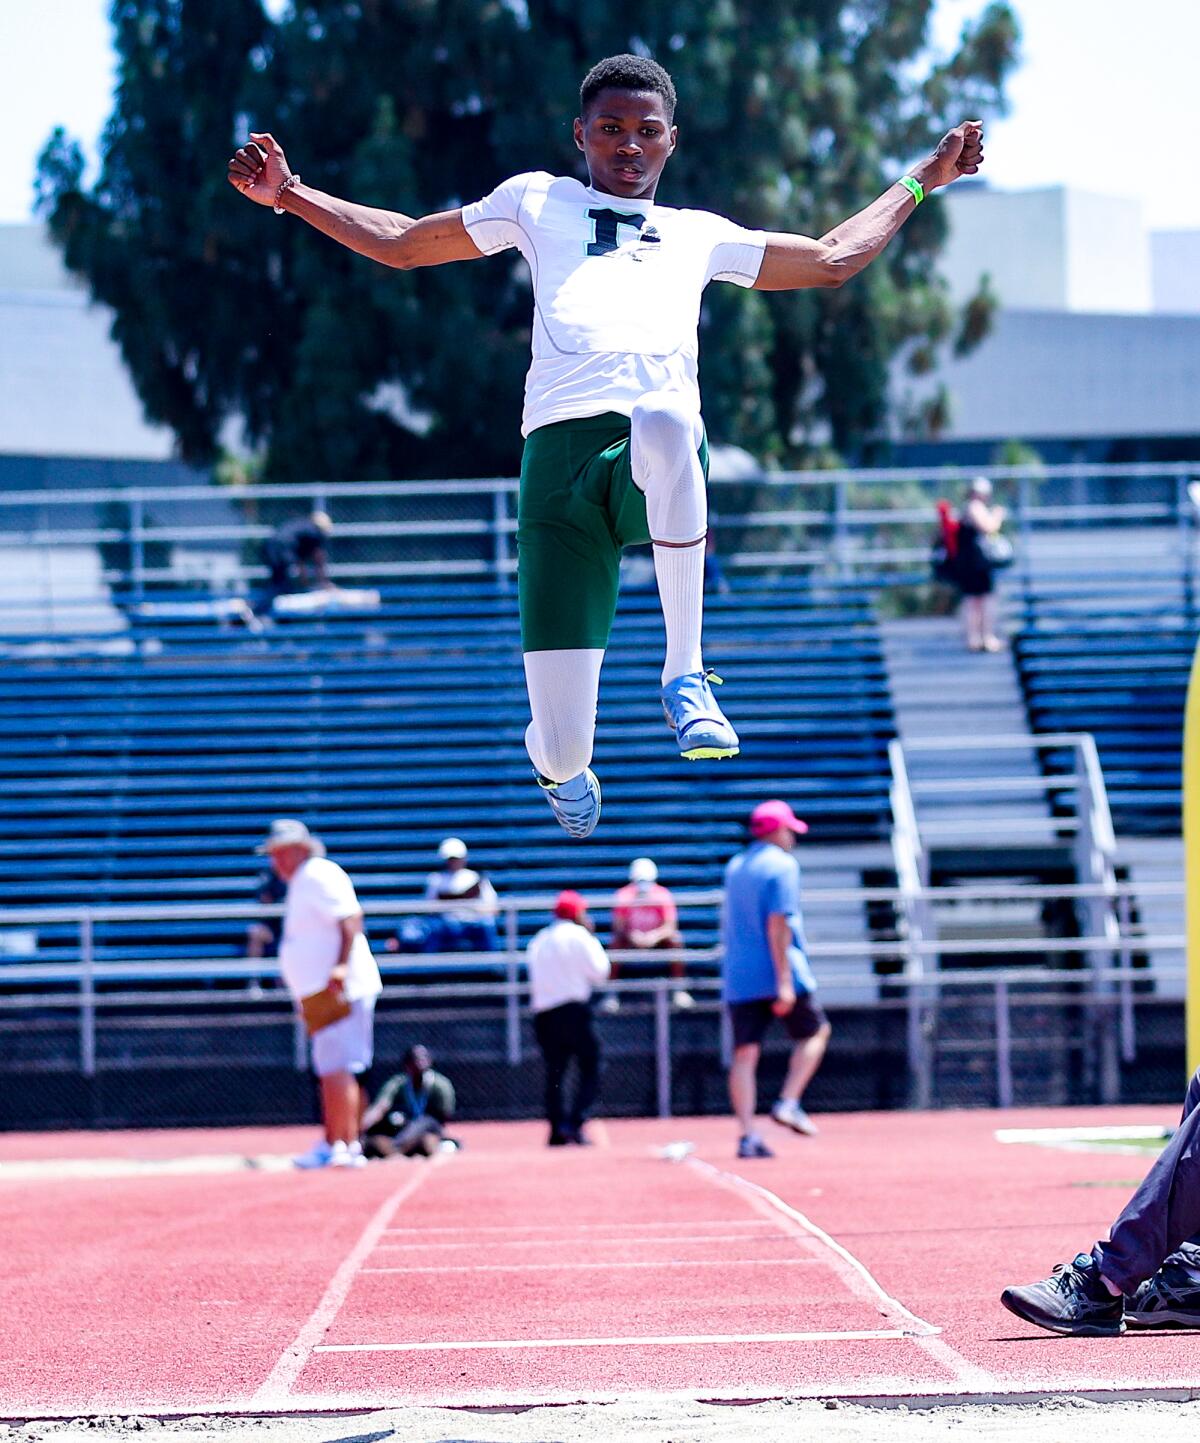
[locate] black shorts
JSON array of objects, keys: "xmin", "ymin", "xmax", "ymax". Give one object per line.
[{"xmin": 729, "ymin": 995, "xmax": 828, "ymax": 1049}]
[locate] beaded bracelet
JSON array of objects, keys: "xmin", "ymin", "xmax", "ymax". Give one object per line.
[{"xmin": 273, "ymin": 173, "xmax": 301, "ymax": 214}]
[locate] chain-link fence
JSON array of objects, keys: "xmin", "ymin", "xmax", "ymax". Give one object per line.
[
  {"xmin": 2, "ymin": 463, "xmax": 1198, "ymax": 632},
  {"xmin": 0, "ymin": 966, "xmax": 1186, "ymax": 1132}
]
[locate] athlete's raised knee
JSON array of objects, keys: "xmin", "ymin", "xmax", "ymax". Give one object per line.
[
  {"xmin": 524, "ymin": 724, "xmax": 594, "ymax": 787},
  {"xmin": 632, "ymin": 392, "xmax": 701, "ymax": 461}
]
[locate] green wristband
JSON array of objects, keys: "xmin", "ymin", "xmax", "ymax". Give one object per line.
[{"xmin": 899, "ymin": 175, "xmax": 924, "ymax": 206}]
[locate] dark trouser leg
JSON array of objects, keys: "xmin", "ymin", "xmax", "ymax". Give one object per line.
[
  {"xmin": 393, "ymin": 1117, "xmax": 443, "ymax": 1156},
  {"xmin": 1094, "ymin": 1066, "xmax": 1200, "ymax": 1291},
  {"xmin": 535, "ymin": 1007, "xmax": 573, "ymax": 1138},
  {"xmin": 568, "ymin": 1006, "xmax": 601, "ymax": 1133}
]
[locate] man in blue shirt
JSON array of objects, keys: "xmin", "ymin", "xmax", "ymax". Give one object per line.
[{"xmin": 721, "ymin": 799, "xmax": 831, "ymax": 1159}]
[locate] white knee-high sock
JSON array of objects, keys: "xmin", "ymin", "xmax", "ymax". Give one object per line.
[
  {"xmin": 653, "ymin": 539, "xmax": 706, "ymax": 683},
  {"xmin": 631, "ymin": 392, "xmax": 708, "ymax": 685},
  {"xmin": 523, "ymin": 648, "xmax": 604, "ymax": 784}
]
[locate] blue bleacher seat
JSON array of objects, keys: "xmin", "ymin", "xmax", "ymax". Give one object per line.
[{"xmin": 0, "ymin": 578, "xmax": 897, "ymax": 964}]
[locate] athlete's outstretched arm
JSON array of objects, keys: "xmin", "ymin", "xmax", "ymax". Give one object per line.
[
  {"xmin": 226, "ymin": 132, "xmax": 482, "ymax": 269},
  {"xmin": 754, "ymin": 121, "xmax": 983, "ymax": 292}
]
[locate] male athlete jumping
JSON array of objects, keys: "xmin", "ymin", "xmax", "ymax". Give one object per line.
[{"xmin": 228, "ymin": 54, "xmax": 983, "ymax": 839}]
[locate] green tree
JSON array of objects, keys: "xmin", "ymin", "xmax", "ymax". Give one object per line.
[{"xmin": 37, "ymin": 0, "xmax": 1018, "ymax": 478}]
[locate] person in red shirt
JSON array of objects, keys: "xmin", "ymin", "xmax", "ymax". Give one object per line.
[{"xmin": 610, "ymin": 857, "xmax": 692, "ymax": 1009}]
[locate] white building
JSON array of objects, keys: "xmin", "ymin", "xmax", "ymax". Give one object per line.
[
  {"xmin": 0, "ymin": 223, "xmax": 179, "ymax": 470},
  {"xmin": 890, "ymin": 185, "xmax": 1200, "ymax": 448}
]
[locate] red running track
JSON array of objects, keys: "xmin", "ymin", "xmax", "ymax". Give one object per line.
[{"xmin": 1, "ymin": 1106, "xmax": 1197, "ymax": 1417}]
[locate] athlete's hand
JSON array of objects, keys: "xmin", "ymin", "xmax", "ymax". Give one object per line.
[
  {"xmin": 227, "ymin": 132, "xmax": 291, "ymax": 206},
  {"xmin": 915, "ymin": 121, "xmax": 985, "ymax": 192},
  {"xmin": 772, "ymin": 980, "xmax": 796, "ymax": 1018}
]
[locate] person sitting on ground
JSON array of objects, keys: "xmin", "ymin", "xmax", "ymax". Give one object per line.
[
  {"xmin": 1001, "ymin": 1065, "xmax": 1200, "ymax": 1335},
  {"xmin": 610, "ymin": 857, "xmax": 692, "ymax": 1010},
  {"xmin": 260, "ymin": 510, "xmax": 334, "ymax": 605},
  {"xmin": 361, "ymin": 1044, "xmax": 457, "ymax": 1159}
]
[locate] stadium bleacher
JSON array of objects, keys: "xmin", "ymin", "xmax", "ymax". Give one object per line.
[
  {"xmin": 0, "ymin": 577, "xmax": 896, "ymax": 966},
  {"xmin": 1013, "ymin": 583, "xmax": 1198, "ymax": 835}
]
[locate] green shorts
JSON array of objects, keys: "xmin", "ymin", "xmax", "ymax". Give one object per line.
[{"xmin": 518, "ymin": 412, "xmax": 709, "ymax": 653}]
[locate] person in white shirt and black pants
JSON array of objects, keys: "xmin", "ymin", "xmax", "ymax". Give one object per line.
[
  {"xmin": 258, "ymin": 818, "xmax": 383, "ymax": 1170},
  {"xmin": 527, "ymin": 890, "xmax": 611, "ymax": 1146}
]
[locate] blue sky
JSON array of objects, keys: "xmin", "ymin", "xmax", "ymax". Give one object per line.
[{"xmin": 2, "ymin": 1, "xmax": 1197, "ymax": 231}]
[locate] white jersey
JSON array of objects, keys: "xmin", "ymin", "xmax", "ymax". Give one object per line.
[
  {"xmin": 460, "ymin": 172, "xmax": 766, "ymax": 436},
  {"xmin": 278, "ymin": 856, "xmax": 382, "ymax": 1004}
]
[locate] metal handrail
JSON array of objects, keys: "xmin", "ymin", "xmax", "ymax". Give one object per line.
[
  {"xmin": 0, "ymin": 461, "xmax": 1196, "ymax": 511},
  {"xmin": 0, "ymin": 875, "xmax": 1187, "ymax": 930}
]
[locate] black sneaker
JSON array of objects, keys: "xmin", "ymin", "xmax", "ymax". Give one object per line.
[
  {"xmin": 1001, "ymin": 1254, "xmax": 1126, "ymax": 1336},
  {"xmin": 1125, "ymin": 1250, "xmax": 1200, "ymax": 1329}
]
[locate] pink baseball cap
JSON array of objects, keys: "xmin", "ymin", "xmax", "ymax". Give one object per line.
[
  {"xmin": 748, "ymin": 799, "xmax": 809, "ymax": 838},
  {"xmin": 554, "ymin": 890, "xmax": 589, "ymax": 921}
]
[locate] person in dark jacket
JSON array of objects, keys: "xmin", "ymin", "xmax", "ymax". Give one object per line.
[
  {"xmin": 1001, "ymin": 1066, "xmax": 1200, "ymax": 1335},
  {"xmin": 261, "ymin": 511, "xmax": 334, "ymax": 605}
]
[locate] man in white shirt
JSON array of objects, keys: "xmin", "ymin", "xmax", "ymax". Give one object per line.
[
  {"xmin": 228, "ymin": 55, "xmax": 983, "ymax": 840},
  {"xmin": 259, "ymin": 818, "xmax": 383, "ymax": 1169},
  {"xmin": 422, "ymin": 837, "xmax": 500, "ymax": 953},
  {"xmin": 527, "ymin": 891, "xmax": 611, "ymax": 1146}
]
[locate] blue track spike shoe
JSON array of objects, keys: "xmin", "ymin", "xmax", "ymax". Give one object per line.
[
  {"xmin": 536, "ymin": 768, "xmax": 602, "ymax": 839},
  {"xmin": 661, "ymin": 669, "xmax": 740, "ymax": 760}
]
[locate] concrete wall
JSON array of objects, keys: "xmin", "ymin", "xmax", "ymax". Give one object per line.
[
  {"xmin": 0, "ymin": 223, "xmax": 178, "ymax": 464},
  {"xmin": 939, "ymin": 185, "xmax": 1152, "ymax": 314},
  {"xmin": 892, "ymin": 308, "xmax": 1200, "ymax": 442},
  {"xmin": 1152, "ymin": 230, "xmax": 1200, "ymax": 314}
]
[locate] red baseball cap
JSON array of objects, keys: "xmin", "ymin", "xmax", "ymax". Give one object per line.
[
  {"xmin": 748, "ymin": 799, "xmax": 809, "ymax": 838},
  {"xmin": 554, "ymin": 890, "xmax": 589, "ymax": 921}
]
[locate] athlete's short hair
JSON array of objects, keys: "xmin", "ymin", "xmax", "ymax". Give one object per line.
[{"xmin": 579, "ymin": 54, "xmax": 677, "ymax": 121}]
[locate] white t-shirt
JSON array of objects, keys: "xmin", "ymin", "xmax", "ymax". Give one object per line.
[
  {"xmin": 423, "ymin": 866, "xmax": 499, "ymax": 923},
  {"xmin": 527, "ymin": 918, "xmax": 612, "ymax": 1013},
  {"xmin": 278, "ymin": 857, "xmax": 382, "ymax": 1003},
  {"xmin": 460, "ymin": 172, "xmax": 766, "ymax": 435}
]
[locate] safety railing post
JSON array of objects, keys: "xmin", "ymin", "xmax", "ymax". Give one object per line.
[
  {"xmin": 719, "ymin": 1003, "xmax": 733, "ymax": 1070},
  {"xmin": 1177, "ymin": 471, "xmax": 1192, "ymax": 612},
  {"xmin": 1017, "ymin": 472, "xmax": 1033, "ymax": 601},
  {"xmin": 994, "ymin": 978, "xmax": 1013, "ymax": 1108},
  {"xmin": 129, "ymin": 495, "xmax": 146, "ymax": 602},
  {"xmin": 832, "ymin": 477, "xmax": 850, "ymax": 579},
  {"xmin": 505, "ymin": 904, "xmax": 521, "ymax": 1065},
  {"xmin": 79, "ymin": 911, "xmax": 96, "ymax": 1078},
  {"xmin": 1118, "ymin": 892, "xmax": 1137, "ymax": 1063},
  {"xmin": 493, "ymin": 489, "xmax": 511, "ymax": 592},
  {"xmin": 654, "ymin": 983, "xmax": 672, "ymax": 1118}
]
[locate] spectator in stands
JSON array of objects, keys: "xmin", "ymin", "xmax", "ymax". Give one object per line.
[
  {"xmin": 610, "ymin": 857, "xmax": 692, "ymax": 1010},
  {"xmin": 244, "ymin": 865, "xmax": 287, "ymax": 996},
  {"xmin": 361, "ymin": 1044, "xmax": 458, "ymax": 1159},
  {"xmin": 528, "ymin": 891, "xmax": 610, "ymax": 1146},
  {"xmin": 1001, "ymin": 1065, "xmax": 1200, "ymax": 1335},
  {"xmin": 955, "ymin": 477, "xmax": 1007, "ymax": 653},
  {"xmin": 721, "ymin": 799, "xmax": 830, "ymax": 1160},
  {"xmin": 260, "ymin": 511, "xmax": 334, "ymax": 606},
  {"xmin": 258, "ymin": 818, "xmax": 382, "ymax": 1170},
  {"xmin": 423, "ymin": 838, "xmax": 500, "ymax": 953}
]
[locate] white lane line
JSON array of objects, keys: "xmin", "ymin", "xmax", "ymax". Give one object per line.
[
  {"xmin": 686, "ymin": 1155, "xmax": 998, "ymax": 1392},
  {"xmin": 360, "ymin": 1257, "xmax": 822, "ymax": 1276},
  {"xmin": 314, "ymin": 1328, "xmax": 911, "ymax": 1355},
  {"xmin": 373, "ymin": 1232, "xmax": 761, "ymax": 1251},
  {"xmin": 250, "ymin": 1156, "xmax": 444, "ymax": 1406},
  {"xmin": 382, "ymin": 1218, "xmax": 772, "ymax": 1235}
]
